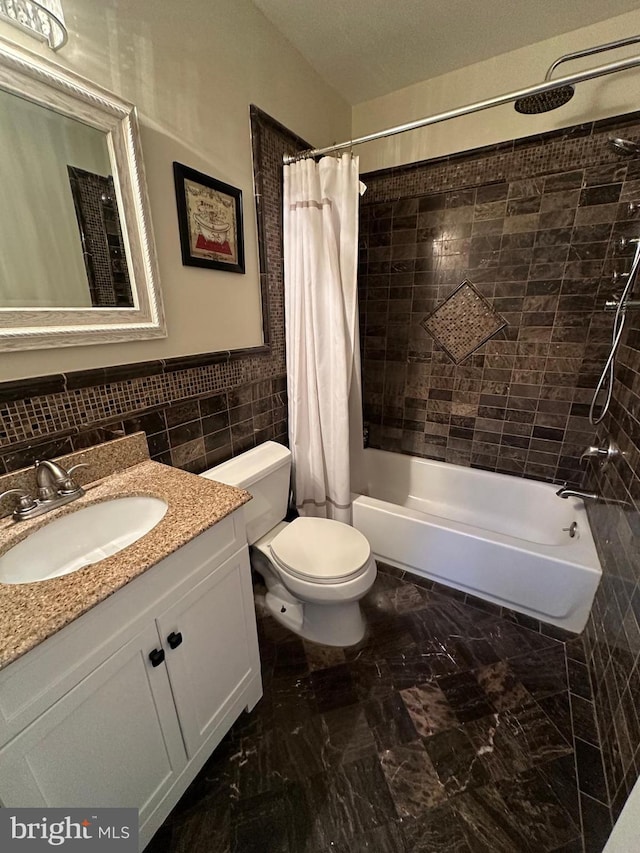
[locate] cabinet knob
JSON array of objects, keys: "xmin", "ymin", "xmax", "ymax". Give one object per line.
[
  {"xmin": 167, "ymin": 631, "xmax": 183, "ymax": 649},
  {"xmin": 149, "ymin": 648, "xmax": 165, "ymax": 667}
]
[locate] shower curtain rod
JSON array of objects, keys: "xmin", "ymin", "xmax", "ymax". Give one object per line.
[{"xmin": 283, "ymin": 51, "xmax": 640, "ymax": 164}]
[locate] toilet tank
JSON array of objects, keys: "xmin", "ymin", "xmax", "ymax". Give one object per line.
[{"xmin": 200, "ymin": 441, "xmax": 291, "ymax": 545}]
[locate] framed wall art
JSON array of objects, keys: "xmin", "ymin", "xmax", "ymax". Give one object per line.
[{"xmin": 173, "ymin": 162, "xmax": 245, "ymax": 273}]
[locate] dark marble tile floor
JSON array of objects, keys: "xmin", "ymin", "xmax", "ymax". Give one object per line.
[{"xmin": 147, "ymin": 565, "xmax": 608, "ymax": 853}]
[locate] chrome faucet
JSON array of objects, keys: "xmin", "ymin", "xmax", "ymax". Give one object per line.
[
  {"xmin": 0, "ymin": 460, "xmax": 89, "ymax": 522},
  {"xmin": 35, "ymin": 459, "xmax": 87, "ymax": 499},
  {"xmin": 579, "ymin": 436, "xmax": 621, "ymax": 468},
  {"xmin": 555, "ymin": 485, "xmax": 599, "ymax": 501}
]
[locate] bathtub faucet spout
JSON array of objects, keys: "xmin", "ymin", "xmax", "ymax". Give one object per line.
[{"xmin": 555, "ymin": 485, "xmax": 599, "ymax": 501}]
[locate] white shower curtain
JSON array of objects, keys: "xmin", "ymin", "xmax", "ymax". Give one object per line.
[{"xmin": 283, "ymin": 153, "xmax": 364, "ymax": 524}]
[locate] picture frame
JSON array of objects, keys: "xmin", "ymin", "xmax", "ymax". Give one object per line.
[{"xmin": 173, "ymin": 162, "xmax": 245, "ymax": 273}]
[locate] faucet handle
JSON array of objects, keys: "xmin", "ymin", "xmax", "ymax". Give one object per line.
[
  {"xmin": 0, "ymin": 488, "xmax": 38, "ymax": 518},
  {"xmin": 66, "ymin": 463, "xmax": 89, "ymax": 477},
  {"xmin": 579, "ymin": 437, "xmax": 621, "ymax": 468},
  {"xmin": 579, "ymin": 445, "xmax": 604, "ymax": 464},
  {"xmin": 59, "ymin": 463, "xmax": 89, "ymax": 496}
]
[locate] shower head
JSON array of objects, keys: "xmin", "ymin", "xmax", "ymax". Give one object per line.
[
  {"xmin": 514, "ymin": 36, "xmax": 640, "ymax": 116},
  {"xmin": 514, "ymin": 85, "xmax": 575, "ymax": 115},
  {"xmin": 608, "ymin": 137, "xmax": 640, "ymax": 156}
]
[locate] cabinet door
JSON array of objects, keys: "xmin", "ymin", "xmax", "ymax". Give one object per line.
[
  {"xmin": 157, "ymin": 546, "xmax": 261, "ymax": 758},
  {"xmin": 0, "ymin": 621, "xmax": 187, "ymax": 828}
]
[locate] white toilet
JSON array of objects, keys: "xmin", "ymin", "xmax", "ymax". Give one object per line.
[{"xmin": 201, "ymin": 441, "xmax": 376, "ymax": 647}]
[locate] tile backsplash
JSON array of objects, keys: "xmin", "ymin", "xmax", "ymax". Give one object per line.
[{"xmin": 0, "ymin": 371, "xmax": 287, "ymax": 477}]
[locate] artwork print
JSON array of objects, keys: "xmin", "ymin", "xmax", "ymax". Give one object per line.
[{"xmin": 173, "ymin": 162, "xmax": 245, "ymax": 273}]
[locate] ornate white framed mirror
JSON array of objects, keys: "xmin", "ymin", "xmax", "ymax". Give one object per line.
[{"xmin": 0, "ymin": 35, "xmax": 166, "ymax": 350}]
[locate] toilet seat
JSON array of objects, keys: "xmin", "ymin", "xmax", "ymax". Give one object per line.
[{"xmin": 269, "ymin": 517, "xmax": 371, "ymax": 585}]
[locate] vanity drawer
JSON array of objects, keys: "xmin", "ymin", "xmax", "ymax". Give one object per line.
[{"xmin": 0, "ymin": 510, "xmax": 245, "ymax": 745}]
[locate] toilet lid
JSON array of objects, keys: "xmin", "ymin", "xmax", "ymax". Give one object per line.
[{"xmin": 269, "ymin": 517, "xmax": 371, "ymax": 583}]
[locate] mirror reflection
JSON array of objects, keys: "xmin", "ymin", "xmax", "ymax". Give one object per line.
[{"xmin": 0, "ymin": 88, "xmax": 134, "ymax": 309}]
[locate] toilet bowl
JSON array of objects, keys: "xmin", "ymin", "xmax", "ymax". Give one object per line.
[{"xmin": 201, "ymin": 441, "xmax": 376, "ymax": 646}]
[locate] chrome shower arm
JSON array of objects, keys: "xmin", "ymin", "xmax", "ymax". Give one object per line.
[
  {"xmin": 284, "ymin": 48, "xmax": 640, "ymax": 164},
  {"xmin": 545, "ymin": 35, "xmax": 640, "ymax": 81}
]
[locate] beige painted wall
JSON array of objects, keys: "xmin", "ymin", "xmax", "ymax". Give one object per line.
[
  {"xmin": 0, "ymin": 0, "xmax": 350, "ymax": 381},
  {"xmin": 353, "ymin": 9, "xmax": 640, "ymax": 172}
]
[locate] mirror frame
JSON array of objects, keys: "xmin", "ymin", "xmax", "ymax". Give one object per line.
[{"xmin": 0, "ymin": 35, "xmax": 166, "ymax": 350}]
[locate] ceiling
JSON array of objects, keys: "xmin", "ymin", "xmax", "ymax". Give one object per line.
[{"xmin": 251, "ymin": 0, "xmax": 640, "ymax": 104}]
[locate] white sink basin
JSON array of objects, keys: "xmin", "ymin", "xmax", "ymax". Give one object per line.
[{"xmin": 0, "ymin": 496, "xmax": 168, "ymax": 585}]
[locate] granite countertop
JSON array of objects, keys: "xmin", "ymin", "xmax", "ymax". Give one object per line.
[{"xmin": 0, "ymin": 460, "xmax": 251, "ymax": 671}]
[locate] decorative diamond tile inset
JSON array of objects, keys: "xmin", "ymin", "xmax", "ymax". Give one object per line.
[{"xmin": 420, "ymin": 280, "xmax": 507, "ymax": 364}]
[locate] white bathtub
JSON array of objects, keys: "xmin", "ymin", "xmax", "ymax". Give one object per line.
[{"xmin": 352, "ymin": 448, "xmax": 602, "ymax": 633}]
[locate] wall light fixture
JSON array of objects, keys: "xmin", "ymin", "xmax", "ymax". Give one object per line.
[{"xmin": 0, "ymin": 0, "xmax": 67, "ymax": 51}]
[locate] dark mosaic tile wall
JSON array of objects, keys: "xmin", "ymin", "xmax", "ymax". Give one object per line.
[
  {"xmin": 581, "ymin": 303, "xmax": 640, "ymax": 833},
  {"xmin": 68, "ymin": 167, "xmax": 134, "ymax": 307},
  {"xmin": 0, "ymin": 376, "xmax": 287, "ymax": 484},
  {"xmin": 359, "ymin": 112, "xmax": 640, "ymax": 486},
  {"xmin": 0, "ymin": 107, "xmax": 304, "ymax": 479}
]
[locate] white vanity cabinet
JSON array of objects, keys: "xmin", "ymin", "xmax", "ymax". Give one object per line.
[
  {"xmin": 157, "ymin": 545, "xmax": 258, "ymax": 759},
  {"xmin": 0, "ymin": 508, "xmax": 262, "ymax": 851},
  {"xmin": 0, "ymin": 622, "xmax": 188, "ymax": 832}
]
